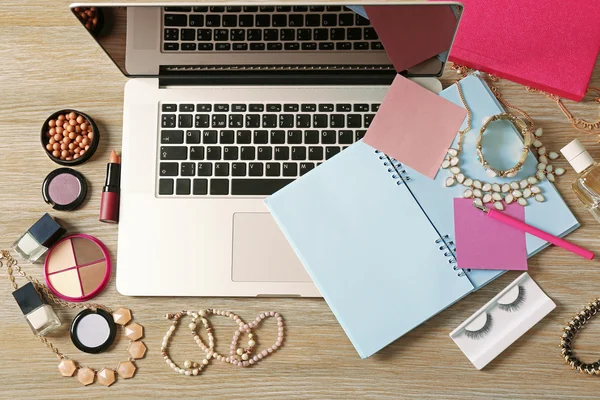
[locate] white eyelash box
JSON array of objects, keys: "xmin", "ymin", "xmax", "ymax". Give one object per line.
[{"xmin": 449, "ymin": 272, "xmax": 556, "ymax": 370}]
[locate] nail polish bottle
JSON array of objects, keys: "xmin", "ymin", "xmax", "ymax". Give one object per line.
[
  {"xmin": 12, "ymin": 282, "xmax": 61, "ymax": 336},
  {"xmin": 561, "ymin": 139, "xmax": 600, "ymax": 223},
  {"xmin": 12, "ymin": 213, "xmax": 66, "ymax": 262}
]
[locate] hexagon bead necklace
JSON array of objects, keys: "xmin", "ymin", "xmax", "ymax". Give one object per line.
[
  {"xmin": 442, "ymin": 79, "xmax": 565, "ymax": 209},
  {"xmin": 0, "ymin": 250, "xmax": 146, "ymax": 387}
]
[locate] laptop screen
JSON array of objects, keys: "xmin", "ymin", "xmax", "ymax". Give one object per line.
[{"xmin": 71, "ymin": 3, "xmax": 462, "ymax": 78}]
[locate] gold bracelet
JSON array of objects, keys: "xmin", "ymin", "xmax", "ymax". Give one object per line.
[{"xmin": 476, "ymin": 113, "xmax": 533, "ymax": 178}]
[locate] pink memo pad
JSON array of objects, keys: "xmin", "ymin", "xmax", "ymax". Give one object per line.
[
  {"xmin": 453, "ymin": 199, "xmax": 528, "ymax": 271},
  {"xmin": 363, "ymin": 74, "xmax": 467, "ymax": 179},
  {"xmin": 447, "ymin": 0, "xmax": 600, "ymax": 101}
]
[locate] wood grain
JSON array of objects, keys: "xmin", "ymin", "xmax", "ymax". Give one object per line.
[{"xmin": 1, "ymin": 1, "xmax": 600, "ymax": 398}]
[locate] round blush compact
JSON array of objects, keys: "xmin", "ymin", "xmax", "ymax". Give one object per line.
[
  {"xmin": 42, "ymin": 168, "xmax": 88, "ymax": 211},
  {"xmin": 70, "ymin": 308, "xmax": 116, "ymax": 354},
  {"xmin": 44, "ymin": 234, "xmax": 111, "ymax": 302}
]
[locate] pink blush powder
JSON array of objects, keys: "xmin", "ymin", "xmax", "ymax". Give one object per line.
[{"xmin": 48, "ymin": 173, "xmax": 81, "ymax": 205}]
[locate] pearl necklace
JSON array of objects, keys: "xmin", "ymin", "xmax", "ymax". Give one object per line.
[
  {"xmin": 442, "ymin": 79, "xmax": 565, "ymax": 210},
  {"xmin": 161, "ymin": 309, "xmax": 285, "ymax": 376}
]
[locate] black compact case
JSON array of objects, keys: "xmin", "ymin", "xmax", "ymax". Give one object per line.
[{"xmin": 70, "ymin": 308, "xmax": 116, "ymax": 354}]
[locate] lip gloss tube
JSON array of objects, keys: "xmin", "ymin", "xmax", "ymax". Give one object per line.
[{"xmin": 99, "ymin": 150, "xmax": 121, "ymax": 224}]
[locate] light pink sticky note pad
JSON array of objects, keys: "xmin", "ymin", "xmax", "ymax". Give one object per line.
[
  {"xmin": 453, "ymin": 199, "xmax": 528, "ymax": 271},
  {"xmin": 363, "ymin": 75, "xmax": 467, "ymax": 179}
]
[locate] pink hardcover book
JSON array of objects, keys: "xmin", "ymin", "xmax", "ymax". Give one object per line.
[{"xmin": 448, "ymin": 0, "xmax": 600, "ymax": 101}]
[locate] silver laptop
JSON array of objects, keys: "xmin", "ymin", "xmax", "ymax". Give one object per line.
[{"xmin": 70, "ymin": 2, "xmax": 462, "ymax": 297}]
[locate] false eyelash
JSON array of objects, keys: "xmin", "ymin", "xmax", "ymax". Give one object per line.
[
  {"xmin": 464, "ymin": 313, "xmax": 493, "ymax": 340},
  {"xmin": 497, "ymin": 285, "xmax": 527, "ymax": 312}
]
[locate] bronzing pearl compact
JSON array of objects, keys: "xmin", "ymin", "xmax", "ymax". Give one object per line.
[{"xmin": 70, "ymin": 308, "xmax": 116, "ymax": 354}]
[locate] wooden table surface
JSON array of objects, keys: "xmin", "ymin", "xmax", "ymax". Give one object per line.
[{"xmin": 1, "ymin": 1, "xmax": 600, "ymax": 398}]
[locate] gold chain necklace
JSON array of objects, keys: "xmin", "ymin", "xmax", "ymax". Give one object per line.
[
  {"xmin": 452, "ymin": 63, "xmax": 600, "ymax": 136},
  {"xmin": 0, "ymin": 250, "xmax": 146, "ymax": 386},
  {"xmin": 442, "ymin": 78, "xmax": 564, "ymax": 209}
]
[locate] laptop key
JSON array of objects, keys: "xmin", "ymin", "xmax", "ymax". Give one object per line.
[
  {"xmin": 161, "ymin": 114, "xmax": 176, "ymax": 128},
  {"xmin": 336, "ymin": 42, "xmax": 351, "ymax": 50},
  {"xmin": 347, "ymin": 28, "xmax": 361, "ymax": 41},
  {"xmin": 364, "ymin": 114, "xmax": 375, "ymax": 128},
  {"xmin": 353, "ymin": 42, "xmax": 369, "ymax": 50},
  {"xmin": 224, "ymin": 146, "xmax": 238, "ymax": 160},
  {"xmin": 356, "ymin": 15, "xmax": 370, "ymax": 26},
  {"xmin": 257, "ymin": 146, "xmax": 272, "ymax": 160},
  {"xmin": 164, "ymin": 42, "xmax": 179, "ymax": 51},
  {"xmin": 304, "ymin": 130, "xmax": 319, "ymax": 144},
  {"xmin": 181, "ymin": 28, "xmax": 195, "ymax": 41},
  {"xmin": 279, "ymin": 114, "xmax": 294, "ymax": 128},
  {"xmin": 210, "ymin": 179, "xmax": 229, "ymax": 195},
  {"xmin": 209, "ymin": 6, "xmax": 225, "ymax": 12},
  {"xmin": 347, "ymin": 114, "xmax": 362, "ymax": 128},
  {"xmin": 281, "ymin": 29, "xmax": 295, "ymax": 41},
  {"xmin": 248, "ymin": 29, "xmax": 262, "ymax": 41},
  {"xmin": 267, "ymin": 43, "xmax": 282, "ymax": 50},
  {"xmin": 160, "ymin": 146, "xmax": 187, "ymax": 160},
  {"xmin": 254, "ymin": 130, "xmax": 268, "ymax": 144},
  {"xmin": 180, "ymin": 162, "xmax": 195, "ymax": 176},
  {"xmin": 248, "ymin": 163, "xmax": 263, "ymax": 177},
  {"xmin": 330, "ymin": 115, "xmax": 345, "ymax": 128},
  {"xmin": 266, "ymin": 163, "xmax": 280, "ymax": 176},
  {"xmin": 231, "ymin": 179, "xmax": 294, "ymax": 195},
  {"xmin": 309, "ymin": 146, "xmax": 324, "ymax": 160},
  {"xmin": 198, "ymin": 162, "xmax": 212, "ymax": 176},
  {"xmin": 212, "ymin": 114, "xmax": 227, "ymax": 128},
  {"xmin": 185, "ymin": 130, "xmax": 201, "ymax": 144},
  {"xmin": 241, "ymin": 147, "xmax": 256, "ymax": 160},
  {"xmin": 206, "ymin": 146, "xmax": 221, "ymax": 160},
  {"xmin": 355, "ymin": 130, "xmax": 367, "ymax": 141},
  {"xmin": 264, "ymin": 29, "xmax": 278, "ymax": 41},
  {"xmin": 262, "ymin": 114, "xmax": 277, "ymax": 128},
  {"xmin": 164, "ymin": 29, "xmax": 179, "ymax": 41},
  {"xmin": 249, "ymin": 104, "xmax": 264, "ymax": 112},
  {"xmin": 274, "ymin": 147, "xmax": 289, "ymax": 160},
  {"xmin": 301, "ymin": 43, "xmax": 317, "ymax": 51},
  {"xmin": 288, "ymin": 14, "xmax": 304, "ymax": 27},
  {"xmin": 326, "ymin": 146, "xmax": 341, "ymax": 159},
  {"xmin": 284, "ymin": 43, "xmax": 299, "ymax": 50},
  {"xmin": 189, "ymin": 15, "xmax": 204, "ymax": 27},
  {"xmin": 284, "ymin": 104, "xmax": 299, "ymax": 112},
  {"xmin": 371, "ymin": 42, "xmax": 384, "ymax": 50},
  {"xmin": 164, "ymin": 7, "xmax": 191, "ymax": 12},
  {"xmin": 364, "ymin": 27, "xmax": 378, "ymax": 40},
  {"xmin": 232, "ymin": 162, "xmax": 246, "ymax": 176},
  {"xmin": 198, "ymin": 43, "xmax": 214, "ymax": 51},
  {"xmin": 267, "ymin": 104, "xmax": 282, "ymax": 112},
  {"xmin": 296, "ymin": 114, "xmax": 311, "ymax": 128},
  {"xmin": 319, "ymin": 42, "xmax": 334, "ymax": 50},
  {"xmin": 161, "ymin": 130, "xmax": 184, "ymax": 144},
  {"xmin": 339, "ymin": 130, "xmax": 354, "ymax": 144},
  {"xmin": 292, "ymin": 146, "xmax": 307, "ymax": 160},
  {"xmin": 256, "ymin": 15, "xmax": 271, "ymax": 27},
  {"xmin": 216, "ymin": 43, "xmax": 231, "ymax": 51},
  {"xmin": 164, "ymin": 14, "xmax": 187, "ymax": 27},
  {"xmin": 233, "ymin": 43, "xmax": 248, "ymax": 50},
  {"xmin": 245, "ymin": 114, "xmax": 260, "ymax": 128},
  {"xmin": 314, "ymin": 29, "xmax": 328, "ymax": 40},
  {"xmin": 214, "ymin": 29, "xmax": 229, "ymax": 41},
  {"xmin": 231, "ymin": 29, "xmax": 245, "ymax": 41},
  {"xmin": 159, "ymin": 162, "xmax": 178, "ymax": 176},
  {"xmin": 297, "ymin": 29, "xmax": 311, "ymax": 40},
  {"xmin": 306, "ymin": 14, "xmax": 320, "ymax": 26},
  {"xmin": 272, "ymin": 14, "xmax": 287, "ymax": 27},
  {"xmin": 287, "ymin": 130, "xmax": 302, "ymax": 144},
  {"xmin": 215, "ymin": 163, "xmax": 229, "ymax": 176},
  {"xmin": 181, "ymin": 43, "xmax": 196, "ymax": 51},
  {"xmin": 197, "ymin": 104, "xmax": 212, "ymax": 112},
  {"xmin": 282, "ymin": 163, "xmax": 298, "ymax": 177},
  {"xmin": 300, "ymin": 162, "xmax": 315, "ymax": 176},
  {"xmin": 239, "ymin": 15, "xmax": 254, "ymax": 27},
  {"xmin": 158, "ymin": 179, "xmax": 174, "ymax": 195},
  {"xmin": 339, "ymin": 13, "xmax": 354, "ymax": 26},
  {"xmin": 205, "ymin": 15, "xmax": 221, "ymax": 27},
  {"xmin": 222, "ymin": 15, "xmax": 237, "ymax": 27},
  {"xmin": 270, "ymin": 130, "xmax": 285, "ymax": 144},
  {"xmin": 195, "ymin": 114, "xmax": 209, "ymax": 128},
  {"xmin": 190, "ymin": 146, "xmax": 204, "ymax": 160},
  {"xmin": 228, "ymin": 114, "xmax": 244, "ymax": 128},
  {"xmin": 321, "ymin": 130, "xmax": 336, "ymax": 144},
  {"xmin": 220, "ymin": 130, "xmax": 235, "ymax": 144},
  {"xmin": 371, "ymin": 104, "xmax": 380, "ymax": 112},
  {"xmin": 178, "ymin": 114, "xmax": 193, "ymax": 128},
  {"xmin": 203, "ymin": 130, "xmax": 218, "ymax": 144},
  {"xmin": 179, "ymin": 104, "xmax": 193, "ymax": 112},
  {"xmin": 236, "ymin": 130, "xmax": 252, "ymax": 144},
  {"xmin": 313, "ymin": 114, "xmax": 328, "ymax": 128},
  {"xmin": 322, "ymin": 14, "xmax": 337, "ymax": 26},
  {"xmin": 197, "ymin": 29, "xmax": 212, "ymax": 41},
  {"xmin": 193, "ymin": 179, "xmax": 208, "ymax": 195},
  {"xmin": 330, "ymin": 28, "xmax": 345, "ymax": 41},
  {"xmin": 336, "ymin": 104, "xmax": 351, "ymax": 112}
]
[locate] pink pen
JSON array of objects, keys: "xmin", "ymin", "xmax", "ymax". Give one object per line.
[{"xmin": 474, "ymin": 204, "xmax": 594, "ymax": 260}]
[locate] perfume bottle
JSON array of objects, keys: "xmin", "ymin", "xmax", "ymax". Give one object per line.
[
  {"xmin": 561, "ymin": 139, "xmax": 600, "ymax": 223},
  {"xmin": 12, "ymin": 213, "xmax": 65, "ymax": 262},
  {"xmin": 12, "ymin": 282, "xmax": 61, "ymax": 336}
]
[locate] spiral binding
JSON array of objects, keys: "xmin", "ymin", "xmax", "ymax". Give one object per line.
[
  {"xmin": 375, "ymin": 150, "xmax": 410, "ymax": 185},
  {"xmin": 435, "ymin": 235, "xmax": 470, "ymax": 277}
]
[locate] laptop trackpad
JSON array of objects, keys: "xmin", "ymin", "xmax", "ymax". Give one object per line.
[{"xmin": 232, "ymin": 213, "xmax": 312, "ymax": 282}]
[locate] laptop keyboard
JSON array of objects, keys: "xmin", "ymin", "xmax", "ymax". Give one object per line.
[
  {"xmin": 162, "ymin": 6, "xmax": 383, "ymax": 52},
  {"xmin": 157, "ymin": 102, "xmax": 379, "ymax": 196}
]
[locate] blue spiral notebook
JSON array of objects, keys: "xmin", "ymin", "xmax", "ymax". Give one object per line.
[{"xmin": 265, "ymin": 75, "xmax": 579, "ymax": 358}]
